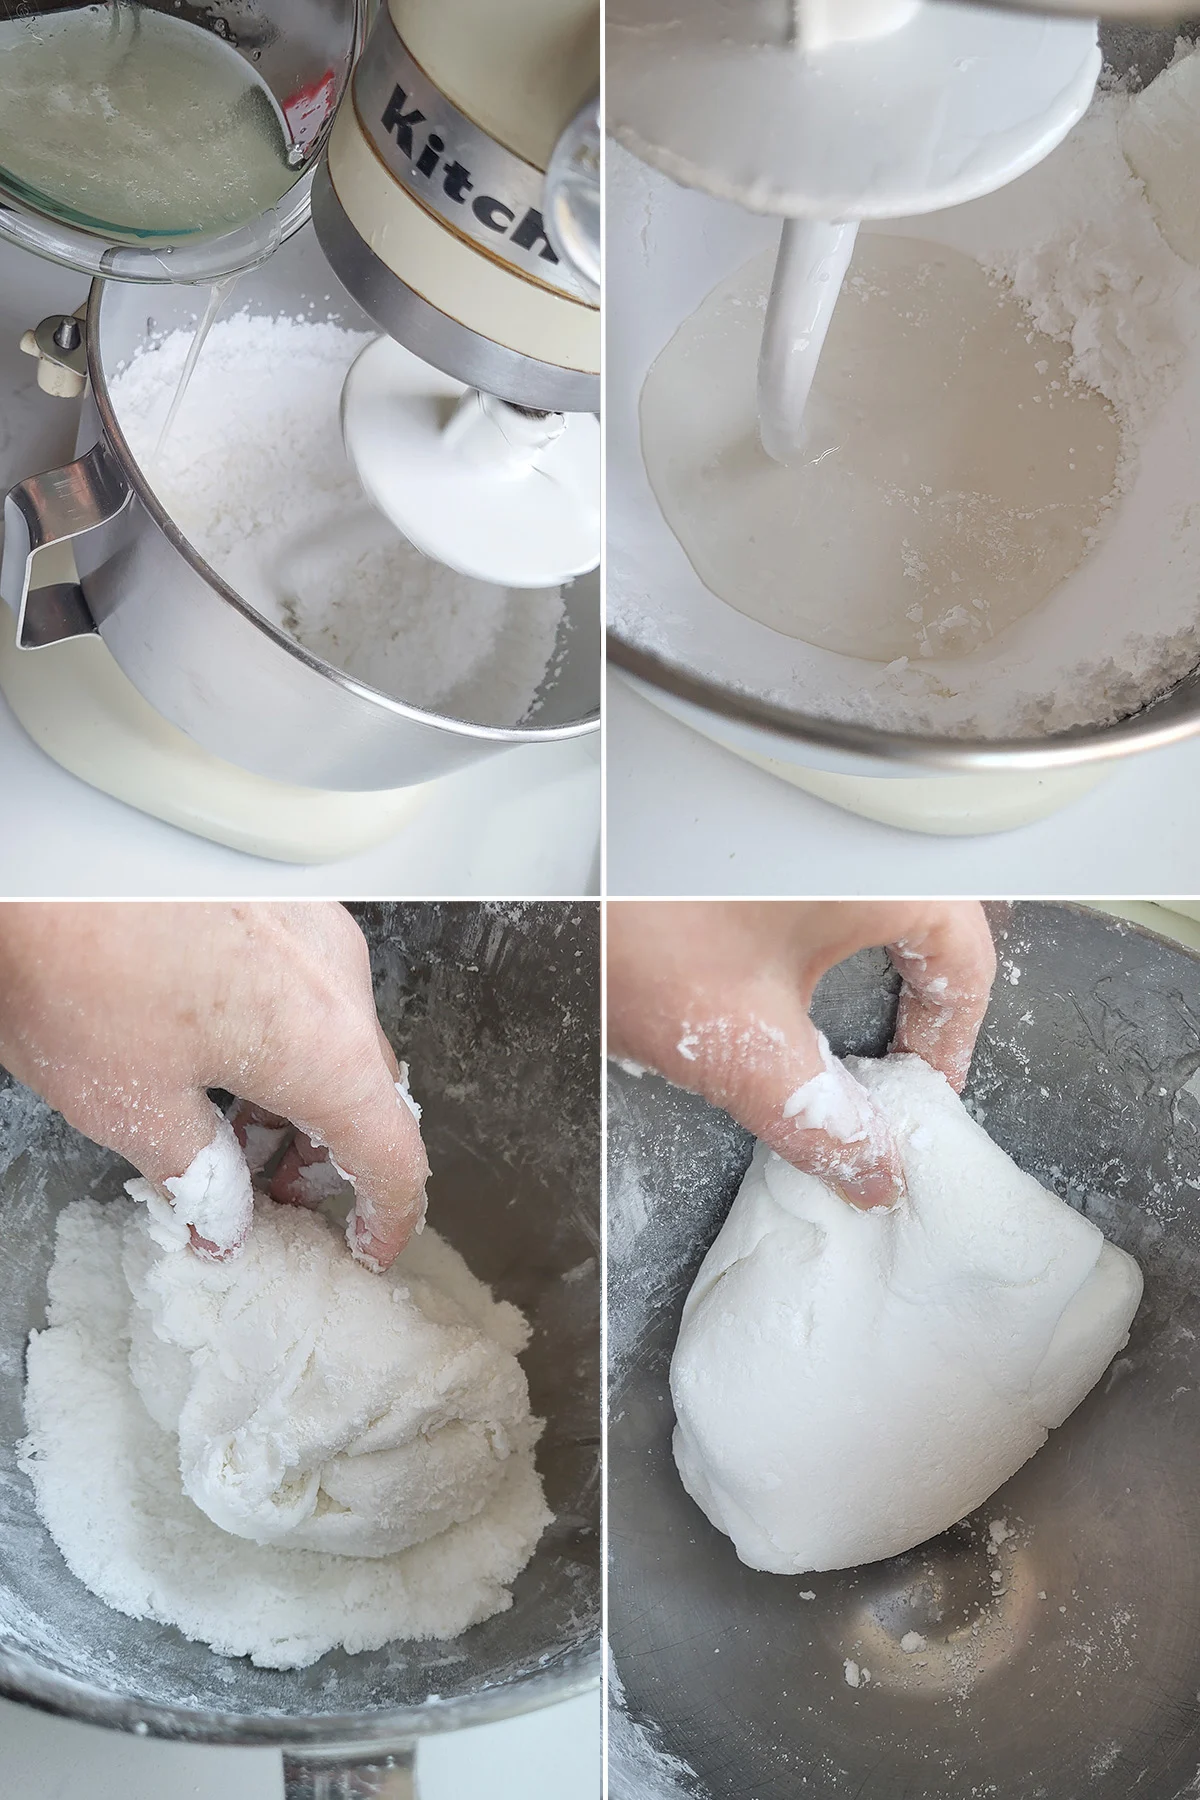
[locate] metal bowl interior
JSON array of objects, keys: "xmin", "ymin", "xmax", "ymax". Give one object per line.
[
  {"xmin": 606, "ymin": 25, "xmax": 1200, "ymax": 776},
  {"xmin": 609, "ymin": 902, "xmax": 1200, "ymax": 1800},
  {"xmin": 0, "ymin": 902, "xmax": 600, "ymax": 1745},
  {"xmin": 88, "ymin": 224, "xmax": 601, "ymax": 739}
]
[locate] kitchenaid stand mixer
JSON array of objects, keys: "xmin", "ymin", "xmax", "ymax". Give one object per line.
[
  {"xmin": 315, "ymin": 0, "xmax": 600, "ymax": 590},
  {"xmin": 607, "ymin": 1, "xmax": 1200, "ymax": 836},
  {"xmin": 0, "ymin": 0, "xmax": 600, "ymax": 862}
]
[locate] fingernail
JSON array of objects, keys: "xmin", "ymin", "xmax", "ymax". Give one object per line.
[
  {"xmin": 837, "ymin": 1164, "xmax": 907, "ymax": 1212},
  {"xmin": 346, "ymin": 1187, "xmax": 426, "ymax": 1272},
  {"xmin": 187, "ymin": 1223, "xmax": 244, "ymax": 1260},
  {"xmin": 346, "ymin": 1209, "xmax": 388, "ymax": 1272}
]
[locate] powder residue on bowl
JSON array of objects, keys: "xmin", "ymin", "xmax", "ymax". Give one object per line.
[
  {"xmin": 611, "ymin": 41, "xmax": 1200, "ymax": 740},
  {"xmin": 110, "ymin": 313, "xmax": 567, "ymax": 728}
]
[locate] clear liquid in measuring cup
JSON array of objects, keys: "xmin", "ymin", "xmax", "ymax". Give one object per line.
[{"xmin": 0, "ymin": 2, "xmax": 298, "ymax": 243}]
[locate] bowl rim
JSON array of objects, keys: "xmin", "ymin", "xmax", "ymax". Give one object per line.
[
  {"xmin": 85, "ymin": 273, "xmax": 600, "ymax": 745},
  {"xmin": 0, "ymin": 1640, "xmax": 601, "ymax": 1746},
  {"xmin": 608, "ymin": 631, "xmax": 1200, "ymax": 773}
]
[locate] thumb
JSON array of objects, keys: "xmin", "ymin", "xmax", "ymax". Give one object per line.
[
  {"xmin": 648, "ymin": 1006, "xmax": 904, "ymax": 1210},
  {"xmin": 737, "ymin": 1027, "xmax": 903, "ymax": 1210},
  {"xmin": 121, "ymin": 1093, "xmax": 255, "ymax": 1259},
  {"xmin": 888, "ymin": 903, "xmax": 996, "ymax": 1091}
]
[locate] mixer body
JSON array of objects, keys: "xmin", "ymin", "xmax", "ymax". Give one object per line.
[
  {"xmin": 313, "ymin": 0, "xmax": 599, "ymax": 413},
  {"xmin": 0, "ymin": 228, "xmax": 600, "ymax": 796}
]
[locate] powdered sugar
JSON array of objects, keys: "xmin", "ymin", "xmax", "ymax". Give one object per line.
[
  {"xmin": 783, "ymin": 1031, "xmax": 885, "ymax": 1143},
  {"xmin": 610, "ymin": 43, "xmax": 1200, "ymax": 739},
  {"xmin": 158, "ymin": 1104, "xmax": 252, "ymax": 1257},
  {"xmin": 110, "ymin": 312, "xmax": 566, "ymax": 728}
]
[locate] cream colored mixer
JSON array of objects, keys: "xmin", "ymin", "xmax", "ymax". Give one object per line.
[
  {"xmin": 315, "ymin": 0, "xmax": 600, "ymax": 588},
  {"xmin": 2, "ymin": 0, "xmax": 600, "ymax": 862}
]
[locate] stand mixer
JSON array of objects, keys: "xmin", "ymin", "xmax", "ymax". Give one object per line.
[
  {"xmin": 611, "ymin": 0, "xmax": 1099, "ymax": 462},
  {"xmin": 315, "ymin": 0, "xmax": 600, "ymax": 590},
  {"xmin": 606, "ymin": 1, "xmax": 1200, "ymax": 837},
  {"xmin": 0, "ymin": 0, "xmax": 600, "ymax": 863}
]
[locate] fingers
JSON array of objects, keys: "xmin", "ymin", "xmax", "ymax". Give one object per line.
[
  {"xmin": 643, "ymin": 1001, "xmax": 905, "ymax": 1211},
  {"xmin": 228, "ymin": 1100, "xmax": 292, "ymax": 1174},
  {"xmin": 228, "ymin": 1056, "xmax": 426, "ymax": 1261},
  {"xmin": 771, "ymin": 1031, "xmax": 905, "ymax": 1209},
  {"xmin": 228, "ymin": 1099, "xmax": 335, "ymax": 1210},
  {"xmin": 242, "ymin": 1047, "xmax": 429, "ymax": 1270},
  {"xmin": 888, "ymin": 903, "xmax": 997, "ymax": 1091},
  {"xmin": 316, "ymin": 1073, "xmax": 429, "ymax": 1271},
  {"xmin": 126, "ymin": 1095, "xmax": 255, "ymax": 1260},
  {"xmin": 220, "ymin": 1029, "xmax": 426, "ymax": 1267},
  {"xmin": 268, "ymin": 1131, "xmax": 351, "ymax": 1210}
]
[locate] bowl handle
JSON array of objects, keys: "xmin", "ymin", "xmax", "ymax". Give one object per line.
[
  {"xmin": 282, "ymin": 1746, "xmax": 417, "ymax": 1799},
  {"xmin": 1, "ymin": 442, "xmax": 131, "ymax": 649}
]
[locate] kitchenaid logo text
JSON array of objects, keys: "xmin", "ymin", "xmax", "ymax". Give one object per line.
[{"xmin": 381, "ymin": 85, "xmax": 560, "ymax": 267}]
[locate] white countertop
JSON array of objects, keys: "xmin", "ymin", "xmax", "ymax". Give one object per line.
[
  {"xmin": 0, "ymin": 237, "xmax": 599, "ymax": 899},
  {"xmin": 607, "ymin": 675, "xmax": 1200, "ymax": 898},
  {"xmin": 0, "ymin": 1689, "xmax": 600, "ymax": 1799}
]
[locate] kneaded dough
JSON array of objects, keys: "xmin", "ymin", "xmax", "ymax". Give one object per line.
[
  {"xmin": 124, "ymin": 1185, "xmax": 540, "ymax": 1556},
  {"xmin": 670, "ymin": 1054, "xmax": 1143, "ymax": 1574}
]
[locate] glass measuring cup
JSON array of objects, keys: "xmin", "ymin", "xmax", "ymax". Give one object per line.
[{"xmin": 0, "ymin": 0, "xmax": 361, "ymax": 281}]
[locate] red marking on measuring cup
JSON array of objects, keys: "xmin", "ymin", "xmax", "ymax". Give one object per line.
[{"xmin": 284, "ymin": 70, "xmax": 338, "ymax": 153}]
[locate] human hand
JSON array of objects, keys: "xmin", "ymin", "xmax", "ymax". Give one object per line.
[
  {"xmin": 0, "ymin": 901, "xmax": 428, "ymax": 1268},
  {"xmin": 607, "ymin": 901, "xmax": 996, "ymax": 1209}
]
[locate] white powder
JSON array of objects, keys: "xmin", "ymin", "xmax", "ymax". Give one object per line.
[
  {"xmin": 160, "ymin": 1103, "xmax": 253, "ymax": 1256},
  {"xmin": 782, "ymin": 1031, "xmax": 893, "ymax": 1152},
  {"xmin": 110, "ymin": 313, "xmax": 566, "ymax": 728},
  {"xmin": 610, "ymin": 44, "xmax": 1200, "ymax": 739},
  {"xmin": 19, "ymin": 1192, "xmax": 551, "ymax": 1669}
]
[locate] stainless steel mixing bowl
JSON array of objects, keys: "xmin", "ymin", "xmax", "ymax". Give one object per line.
[
  {"xmin": 0, "ymin": 223, "xmax": 601, "ymax": 791},
  {"xmin": 0, "ymin": 902, "xmax": 600, "ymax": 1796},
  {"xmin": 607, "ymin": 26, "xmax": 1200, "ymax": 782},
  {"xmin": 609, "ymin": 902, "xmax": 1200, "ymax": 1799}
]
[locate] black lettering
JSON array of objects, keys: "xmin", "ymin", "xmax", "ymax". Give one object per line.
[
  {"xmin": 381, "ymin": 85, "xmax": 424, "ymax": 157},
  {"xmin": 415, "ymin": 134, "xmax": 444, "ymax": 178},
  {"xmin": 472, "ymin": 194, "xmax": 515, "ymax": 232},
  {"xmin": 442, "ymin": 160, "xmax": 473, "ymax": 203},
  {"xmin": 511, "ymin": 206, "xmax": 559, "ymax": 264}
]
